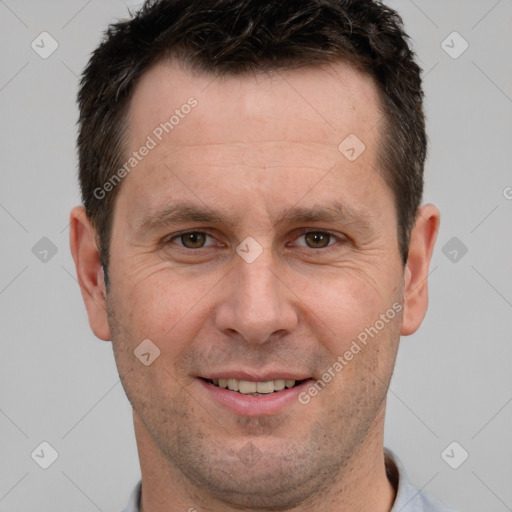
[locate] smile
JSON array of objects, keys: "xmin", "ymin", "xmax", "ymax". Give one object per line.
[
  {"xmin": 199, "ymin": 376, "xmax": 313, "ymax": 416},
  {"xmin": 204, "ymin": 378, "xmax": 304, "ymax": 395}
]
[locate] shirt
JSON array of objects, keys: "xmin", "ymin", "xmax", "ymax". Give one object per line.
[{"xmin": 121, "ymin": 448, "xmax": 458, "ymax": 512}]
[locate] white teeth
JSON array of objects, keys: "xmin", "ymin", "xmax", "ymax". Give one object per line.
[
  {"xmin": 210, "ymin": 378, "xmax": 299, "ymax": 394},
  {"xmin": 227, "ymin": 378, "xmax": 239, "ymax": 391},
  {"xmin": 273, "ymin": 379, "xmax": 286, "ymax": 391},
  {"xmin": 238, "ymin": 380, "xmax": 257, "ymax": 394},
  {"xmin": 256, "ymin": 381, "xmax": 275, "ymax": 394}
]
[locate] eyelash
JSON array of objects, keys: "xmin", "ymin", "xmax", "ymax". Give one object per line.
[{"xmin": 164, "ymin": 229, "xmax": 346, "ymax": 252}]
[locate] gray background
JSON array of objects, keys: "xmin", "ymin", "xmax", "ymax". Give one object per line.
[{"xmin": 1, "ymin": 1, "xmax": 511, "ymax": 511}]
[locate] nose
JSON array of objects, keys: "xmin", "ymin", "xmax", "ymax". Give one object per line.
[{"xmin": 213, "ymin": 253, "xmax": 299, "ymax": 345}]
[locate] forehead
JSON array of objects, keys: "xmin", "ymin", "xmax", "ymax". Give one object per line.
[
  {"xmin": 127, "ymin": 59, "xmax": 382, "ymax": 151},
  {"xmin": 119, "ymin": 59, "xmax": 388, "ymax": 226}
]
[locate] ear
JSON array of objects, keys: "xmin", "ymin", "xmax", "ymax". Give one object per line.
[
  {"xmin": 401, "ymin": 204, "xmax": 440, "ymax": 336},
  {"xmin": 69, "ymin": 206, "xmax": 111, "ymax": 341}
]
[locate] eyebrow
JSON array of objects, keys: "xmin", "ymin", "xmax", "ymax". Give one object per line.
[
  {"xmin": 276, "ymin": 202, "xmax": 373, "ymax": 228},
  {"xmin": 136, "ymin": 202, "xmax": 242, "ymax": 233},
  {"xmin": 135, "ymin": 199, "xmax": 375, "ymax": 234}
]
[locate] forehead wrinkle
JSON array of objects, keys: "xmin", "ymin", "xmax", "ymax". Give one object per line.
[
  {"xmin": 140, "ymin": 142, "xmax": 343, "ymax": 182},
  {"xmin": 157, "ymin": 142, "xmax": 340, "ymax": 170}
]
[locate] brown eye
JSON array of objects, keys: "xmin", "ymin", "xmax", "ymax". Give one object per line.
[
  {"xmin": 304, "ymin": 232, "xmax": 331, "ymax": 248},
  {"xmin": 178, "ymin": 232, "xmax": 208, "ymax": 248}
]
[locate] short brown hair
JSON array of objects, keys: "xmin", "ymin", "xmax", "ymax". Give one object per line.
[{"xmin": 77, "ymin": 0, "xmax": 425, "ymax": 272}]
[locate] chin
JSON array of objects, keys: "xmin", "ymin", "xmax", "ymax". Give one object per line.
[
  {"xmin": 168, "ymin": 434, "xmax": 338, "ymax": 510},
  {"xmin": 192, "ymin": 462, "xmax": 320, "ymax": 509}
]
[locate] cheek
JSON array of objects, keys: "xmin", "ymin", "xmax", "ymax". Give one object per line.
[
  {"xmin": 301, "ymin": 275, "xmax": 402, "ymax": 411},
  {"xmin": 113, "ymin": 261, "xmax": 223, "ymax": 353},
  {"xmin": 107, "ymin": 265, "xmax": 223, "ymax": 406},
  {"xmin": 297, "ymin": 264, "xmax": 401, "ymax": 350}
]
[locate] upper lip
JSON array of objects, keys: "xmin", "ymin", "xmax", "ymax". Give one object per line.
[{"xmin": 200, "ymin": 371, "xmax": 311, "ymax": 382}]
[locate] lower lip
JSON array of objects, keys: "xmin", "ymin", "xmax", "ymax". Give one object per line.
[{"xmin": 198, "ymin": 378, "xmax": 313, "ymax": 417}]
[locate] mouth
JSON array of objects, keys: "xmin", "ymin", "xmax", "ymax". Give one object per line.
[
  {"xmin": 201, "ymin": 377, "xmax": 307, "ymax": 396},
  {"xmin": 198, "ymin": 375, "xmax": 313, "ymax": 416}
]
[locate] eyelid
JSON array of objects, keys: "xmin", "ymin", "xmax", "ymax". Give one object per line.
[
  {"xmin": 164, "ymin": 228, "xmax": 346, "ymax": 250},
  {"xmin": 165, "ymin": 229, "xmax": 221, "ymax": 248},
  {"xmin": 289, "ymin": 229, "xmax": 345, "ymax": 249}
]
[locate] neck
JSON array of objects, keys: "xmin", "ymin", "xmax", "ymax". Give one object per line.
[{"xmin": 134, "ymin": 407, "xmax": 396, "ymax": 512}]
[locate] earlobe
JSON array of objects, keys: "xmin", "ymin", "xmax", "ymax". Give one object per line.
[
  {"xmin": 69, "ymin": 206, "xmax": 111, "ymax": 341},
  {"xmin": 400, "ymin": 204, "xmax": 440, "ymax": 336}
]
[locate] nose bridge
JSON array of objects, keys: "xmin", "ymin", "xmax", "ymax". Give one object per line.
[
  {"xmin": 239, "ymin": 258, "xmax": 279, "ymax": 311},
  {"xmin": 215, "ymin": 250, "xmax": 297, "ymax": 344}
]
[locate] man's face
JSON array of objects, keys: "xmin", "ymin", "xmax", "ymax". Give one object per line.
[{"xmin": 106, "ymin": 61, "xmax": 405, "ymax": 506}]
